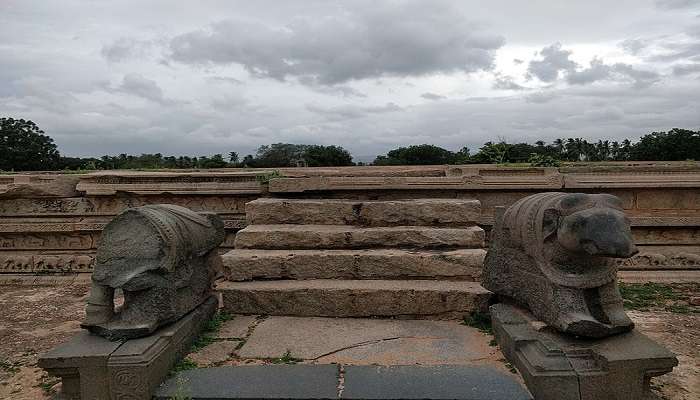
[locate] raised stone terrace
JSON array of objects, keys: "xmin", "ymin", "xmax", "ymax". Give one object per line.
[{"xmin": 1, "ymin": 162, "xmax": 700, "ymax": 283}]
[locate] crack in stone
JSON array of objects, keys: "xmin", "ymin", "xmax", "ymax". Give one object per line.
[{"xmin": 312, "ymin": 335, "xmax": 442, "ymax": 360}]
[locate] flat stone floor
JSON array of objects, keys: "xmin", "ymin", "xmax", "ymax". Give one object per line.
[{"xmin": 0, "ymin": 282, "xmax": 697, "ymax": 400}]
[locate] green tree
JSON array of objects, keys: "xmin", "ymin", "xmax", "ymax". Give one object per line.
[
  {"xmin": 630, "ymin": 128, "xmax": 700, "ymax": 161},
  {"xmin": 303, "ymin": 145, "xmax": 354, "ymax": 167},
  {"xmin": 229, "ymin": 151, "xmax": 239, "ymax": 164},
  {"xmin": 251, "ymin": 143, "xmax": 308, "ymax": 167},
  {"xmin": 0, "ymin": 118, "xmax": 60, "ymax": 171},
  {"xmin": 373, "ymin": 144, "xmax": 457, "ymax": 165},
  {"xmin": 471, "ymin": 141, "xmax": 511, "ymax": 164}
]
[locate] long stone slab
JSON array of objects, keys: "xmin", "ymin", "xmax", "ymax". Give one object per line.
[
  {"xmin": 343, "ymin": 365, "xmax": 532, "ymax": 400},
  {"xmin": 222, "ymin": 248, "xmax": 485, "ymax": 281},
  {"xmin": 234, "ymin": 225, "xmax": 485, "ymax": 250},
  {"xmin": 490, "ymin": 303, "xmax": 678, "ymax": 400},
  {"xmin": 154, "ymin": 365, "xmax": 339, "ymax": 399},
  {"xmin": 246, "ymin": 198, "xmax": 481, "ymax": 226},
  {"xmin": 155, "ymin": 365, "xmax": 531, "ymax": 400},
  {"xmin": 236, "ymin": 316, "xmax": 496, "ymax": 365},
  {"xmin": 38, "ymin": 296, "xmax": 218, "ymax": 400},
  {"xmin": 219, "ymin": 279, "xmax": 491, "ymax": 319}
]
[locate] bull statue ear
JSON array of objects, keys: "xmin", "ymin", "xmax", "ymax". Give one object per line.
[{"xmin": 542, "ymin": 208, "xmax": 560, "ymax": 240}]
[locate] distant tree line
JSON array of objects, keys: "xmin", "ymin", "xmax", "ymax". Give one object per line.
[{"xmin": 1, "ymin": 117, "xmax": 698, "ymax": 171}]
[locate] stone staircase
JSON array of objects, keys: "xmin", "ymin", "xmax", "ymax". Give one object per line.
[{"xmin": 219, "ymin": 198, "xmax": 492, "ymax": 319}]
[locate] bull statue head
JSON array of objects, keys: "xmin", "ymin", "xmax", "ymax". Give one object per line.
[
  {"xmin": 483, "ymin": 192, "xmax": 637, "ymax": 338},
  {"xmin": 545, "ymin": 193, "xmax": 638, "ymax": 258}
]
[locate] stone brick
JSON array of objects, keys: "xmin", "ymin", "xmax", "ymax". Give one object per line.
[
  {"xmin": 245, "ymin": 198, "xmax": 481, "ymax": 226},
  {"xmin": 219, "ymin": 279, "xmax": 491, "ymax": 319},
  {"xmin": 222, "ymin": 249, "xmax": 485, "ymax": 281},
  {"xmin": 233, "ymin": 225, "xmax": 485, "ymax": 250}
]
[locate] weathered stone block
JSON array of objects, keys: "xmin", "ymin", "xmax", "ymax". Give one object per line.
[
  {"xmin": 490, "ymin": 303, "xmax": 677, "ymax": 400},
  {"xmin": 234, "ymin": 225, "xmax": 485, "ymax": 250},
  {"xmin": 222, "ymin": 249, "xmax": 485, "ymax": 281},
  {"xmin": 245, "ymin": 198, "xmax": 481, "ymax": 226},
  {"xmin": 219, "ymin": 279, "xmax": 491, "ymax": 319}
]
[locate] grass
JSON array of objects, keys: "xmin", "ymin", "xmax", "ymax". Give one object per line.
[
  {"xmin": 169, "ymin": 375, "xmax": 192, "ymax": 400},
  {"xmin": 618, "ymin": 282, "xmax": 695, "ymax": 313},
  {"xmin": 169, "ymin": 311, "xmax": 234, "ymax": 374},
  {"xmin": 462, "ymin": 311, "xmax": 493, "ymax": 335},
  {"xmin": 270, "ymin": 350, "xmax": 303, "ymax": 364},
  {"xmin": 190, "ymin": 311, "xmax": 234, "ymax": 351},
  {"xmin": 171, "ymin": 358, "xmax": 198, "ymax": 374}
]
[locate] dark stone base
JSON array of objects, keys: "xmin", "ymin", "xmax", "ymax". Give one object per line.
[
  {"xmin": 490, "ymin": 303, "xmax": 678, "ymax": 400},
  {"xmin": 155, "ymin": 365, "xmax": 532, "ymax": 400},
  {"xmin": 38, "ymin": 295, "xmax": 218, "ymax": 400}
]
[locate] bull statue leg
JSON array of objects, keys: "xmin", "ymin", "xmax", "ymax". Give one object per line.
[{"xmin": 83, "ymin": 284, "xmax": 114, "ymax": 327}]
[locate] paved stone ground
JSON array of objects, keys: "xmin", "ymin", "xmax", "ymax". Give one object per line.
[{"xmin": 0, "ymin": 282, "xmax": 697, "ymax": 400}]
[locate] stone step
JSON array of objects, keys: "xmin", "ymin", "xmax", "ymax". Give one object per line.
[
  {"xmin": 234, "ymin": 225, "xmax": 485, "ymax": 250},
  {"xmin": 155, "ymin": 365, "xmax": 532, "ymax": 400},
  {"xmin": 222, "ymin": 249, "xmax": 485, "ymax": 281},
  {"xmin": 218, "ymin": 279, "xmax": 492, "ymax": 319},
  {"xmin": 246, "ymin": 198, "xmax": 481, "ymax": 226}
]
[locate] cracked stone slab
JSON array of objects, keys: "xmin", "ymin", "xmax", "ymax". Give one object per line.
[
  {"xmin": 216, "ymin": 315, "xmax": 259, "ymax": 339},
  {"xmin": 237, "ymin": 316, "xmax": 498, "ymax": 366},
  {"xmin": 188, "ymin": 341, "xmax": 239, "ymax": 367}
]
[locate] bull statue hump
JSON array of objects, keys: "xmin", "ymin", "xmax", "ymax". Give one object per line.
[
  {"xmin": 482, "ymin": 192, "xmax": 638, "ymax": 338},
  {"xmin": 81, "ymin": 204, "xmax": 225, "ymax": 340}
]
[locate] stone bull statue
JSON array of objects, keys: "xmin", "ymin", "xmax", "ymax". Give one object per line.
[
  {"xmin": 81, "ymin": 204, "xmax": 225, "ymax": 340},
  {"xmin": 482, "ymin": 192, "xmax": 638, "ymax": 338}
]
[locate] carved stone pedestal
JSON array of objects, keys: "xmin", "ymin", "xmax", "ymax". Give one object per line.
[
  {"xmin": 38, "ymin": 296, "xmax": 217, "ymax": 400},
  {"xmin": 490, "ymin": 303, "xmax": 678, "ymax": 400}
]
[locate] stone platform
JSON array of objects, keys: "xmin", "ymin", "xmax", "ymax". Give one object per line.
[
  {"xmin": 155, "ymin": 364, "xmax": 533, "ymax": 400},
  {"xmin": 185, "ymin": 315, "xmax": 511, "ymax": 367},
  {"xmin": 490, "ymin": 303, "xmax": 678, "ymax": 400},
  {"xmin": 38, "ymin": 296, "xmax": 218, "ymax": 400}
]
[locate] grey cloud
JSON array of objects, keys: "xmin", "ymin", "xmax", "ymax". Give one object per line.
[
  {"xmin": 117, "ymin": 74, "xmax": 171, "ymax": 104},
  {"xmin": 612, "ymin": 64, "xmax": 661, "ymax": 87},
  {"xmin": 513, "ymin": 58, "xmax": 524, "ymax": 64},
  {"xmin": 206, "ymin": 76, "xmax": 243, "ymax": 85},
  {"xmin": 673, "ymin": 63, "xmax": 700, "ymax": 75},
  {"xmin": 421, "ymin": 92, "xmax": 446, "ymax": 100},
  {"xmin": 101, "ymin": 38, "xmax": 154, "ymax": 63},
  {"xmin": 527, "ymin": 43, "xmax": 578, "ymax": 82},
  {"xmin": 493, "ymin": 75, "xmax": 527, "ymax": 91},
  {"xmin": 655, "ymin": 0, "xmax": 700, "ymax": 9},
  {"xmin": 306, "ymin": 102, "xmax": 402, "ymax": 120},
  {"xmin": 619, "ymin": 38, "xmax": 647, "ymax": 55},
  {"xmin": 567, "ymin": 61, "xmax": 660, "ymax": 88},
  {"xmin": 567, "ymin": 59, "xmax": 612, "ymax": 85},
  {"xmin": 168, "ymin": 1, "xmax": 504, "ymax": 85}
]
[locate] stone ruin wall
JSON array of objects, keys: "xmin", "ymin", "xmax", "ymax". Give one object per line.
[{"xmin": 1, "ymin": 162, "xmax": 699, "ymax": 277}]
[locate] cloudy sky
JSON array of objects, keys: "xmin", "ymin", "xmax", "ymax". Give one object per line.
[{"xmin": 1, "ymin": 0, "xmax": 699, "ymax": 161}]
